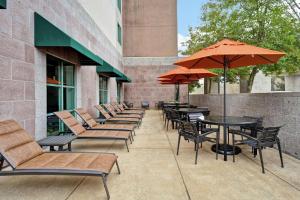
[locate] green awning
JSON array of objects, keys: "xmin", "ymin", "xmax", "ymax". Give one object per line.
[
  {"xmin": 34, "ymin": 12, "xmax": 103, "ymax": 66},
  {"xmin": 116, "ymin": 74, "xmax": 132, "ymax": 82},
  {"xmin": 0, "ymin": 0, "xmax": 6, "ymax": 9},
  {"xmin": 96, "ymin": 61, "xmax": 123, "ymax": 77}
]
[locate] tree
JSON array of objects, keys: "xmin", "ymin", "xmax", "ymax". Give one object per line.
[{"xmin": 182, "ymin": 0, "xmax": 300, "ymax": 92}]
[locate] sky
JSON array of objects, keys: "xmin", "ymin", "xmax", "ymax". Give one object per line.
[{"xmin": 177, "ymin": 0, "xmax": 208, "ymax": 53}]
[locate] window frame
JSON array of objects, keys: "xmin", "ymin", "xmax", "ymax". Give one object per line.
[
  {"xmin": 99, "ymin": 75, "xmax": 109, "ymax": 104},
  {"xmin": 46, "ymin": 55, "xmax": 76, "ymax": 135}
]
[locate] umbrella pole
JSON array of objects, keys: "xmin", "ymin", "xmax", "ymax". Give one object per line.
[
  {"xmin": 187, "ymin": 84, "xmax": 189, "ymax": 106},
  {"xmin": 223, "ymin": 57, "xmax": 228, "ymax": 161}
]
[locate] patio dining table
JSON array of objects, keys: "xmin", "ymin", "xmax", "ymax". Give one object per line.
[
  {"xmin": 175, "ymin": 108, "xmax": 210, "ymax": 117},
  {"xmin": 197, "ymin": 115, "xmax": 258, "ymax": 161}
]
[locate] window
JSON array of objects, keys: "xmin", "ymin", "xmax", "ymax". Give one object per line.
[
  {"xmin": 99, "ymin": 76, "xmax": 108, "ymax": 104},
  {"xmin": 271, "ymin": 76, "xmax": 285, "ymax": 91},
  {"xmin": 117, "ymin": 23, "xmax": 122, "ymax": 45},
  {"xmin": 117, "ymin": 82, "xmax": 122, "ymax": 103},
  {"xmin": 117, "ymin": 0, "xmax": 122, "ymax": 12},
  {"xmin": 47, "ymin": 55, "xmax": 76, "ymax": 136}
]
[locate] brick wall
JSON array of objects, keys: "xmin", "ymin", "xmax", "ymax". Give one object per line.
[
  {"xmin": 124, "ymin": 64, "xmax": 188, "ymax": 108},
  {"xmin": 0, "ymin": 0, "xmax": 123, "ymax": 139},
  {"xmin": 190, "ymin": 92, "xmax": 300, "ymax": 159}
]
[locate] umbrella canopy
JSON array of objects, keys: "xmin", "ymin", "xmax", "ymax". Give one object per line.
[
  {"xmin": 175, "ymin": 39, "xmax": 285, "ymax": 69},
  {"xmin": 159, "ymin": 66, "xmax": 217, "ymax": 81}
]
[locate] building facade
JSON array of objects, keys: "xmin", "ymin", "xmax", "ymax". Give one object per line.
[
  {"xmin": 0, "ymin": 0, "xmax": 180, "ymax": 139},
  {"xmin": 122, "ymin": 0, "xmax": 187, "ymax": 107}
]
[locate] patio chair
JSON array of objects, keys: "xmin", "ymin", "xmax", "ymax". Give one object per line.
[
  {"xmin": 231, "ymin": 126, "xmax": 284, "ymax": 173},
  {"xmin": 0, "ymin": 120, "xmax": 119, "ymax": 200},
  {"xmin": 176, "ymin": 121, "xmax": 218, "ymax": 164},
  {"xmin": 111, "ymin": 103, "xmax": 144, "ymax": 116},
  {"xmin": 54, "ymin": 111, "xmax": 131, "ymax": 152},
  {"xmin": 103, "ymin": 104, "xmax": 142, "ymax": 120},
  {"xmin": 95, "ymin": 105, "xmax": 141, "ymax": 127},
  {"xmin": 75, "ymin": 108, "xmax": 136, "ymax": 139},
  {"xmin": 141, "ymin": 101, "xmax": 150, "ymax": 109}
]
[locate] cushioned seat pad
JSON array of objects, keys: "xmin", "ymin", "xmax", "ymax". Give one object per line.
[
  {"xmin": 80, "ymin": 130, "xmax": 129, "ymax": 139},
  {"xmin": 94, "ymin": 124, "xmax": 135, "ymax": 131},
  {"xmin": 17, "ymin": 152, "xmax": 117, "ymax": 174}
]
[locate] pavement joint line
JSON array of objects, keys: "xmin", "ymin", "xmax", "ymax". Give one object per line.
[
  {"xmin": 164, "ymin": 127, "xmax": 192, "ymax": 200},
  {"xmin": 65, "ymin": 177, "xmax": 86, "ymax": 200},
  {"xmin": 241, "ymin": 151, "xmax": 300, "ymax": 192}
]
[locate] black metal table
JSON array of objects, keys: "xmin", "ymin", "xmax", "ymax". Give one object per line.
[
  {"xmin": 175, "ymin": 108, "xmax": 210, "ymax": 116},
  {"xmin": 197, "ymin": 116, "xmax": 257, "ymax": 161},
  {"xmin": 37, "ymin": 135, "xmax": 77, "ymax": 151}
]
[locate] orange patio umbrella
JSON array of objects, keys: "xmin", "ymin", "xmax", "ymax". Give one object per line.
[
  {"xmin": 159, "ymin": 66, "xmax": 217, "ymax": 81},
  {"xmin": 159, "ymin": 66, "xmax": 217, "ymax": 104},
  {"xmin": 174, "ymin": 39, "xmax": 285, "ymax": 161}
]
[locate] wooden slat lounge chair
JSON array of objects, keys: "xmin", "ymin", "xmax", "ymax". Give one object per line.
[
  {"xmin": 95, "ymin": 105, "xmax": 141, "ymax": 127},
  {"xmin": 122, "ymin": 102, "xmax": 145, "ymax": 112},
  {"xmin": 75, "ymin": 108, "xmax": 136, "ymax": 140},
  {"xmin": 112, "ymin": 102, "xmax": 144, "ymax": 116},
  {"xmin": 103, "ymin": 104, "xmax": 142, "ymax": 120},
  {"xmin": 0, "ymin": 120, "xmax": 119, "ymax": 199},
  {"xmin": 54, "ymin": 111, "xmax": 131, "ymax": 152}
]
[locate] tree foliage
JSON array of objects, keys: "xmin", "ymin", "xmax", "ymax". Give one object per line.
[{"xmin": 182, "ymin": 0, "xmax": 300, "ymax": 92}]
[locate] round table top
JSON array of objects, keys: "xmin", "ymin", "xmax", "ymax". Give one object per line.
[
  {"xmin": 198, "ymin": 115, "xmax": 257, "ymax": 126},
  {"xmin": 175, "ymin": 108, "xmax": 209, "ymax": 113}
]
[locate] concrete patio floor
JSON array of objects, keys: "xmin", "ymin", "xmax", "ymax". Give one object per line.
[{"xmin": 0, "ymin": 110, "xmax": 299, "ymax": 200}]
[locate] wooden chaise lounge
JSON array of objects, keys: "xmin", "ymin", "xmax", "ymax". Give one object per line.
[
  {"xmin": 75, "ymin": 108, "xmax": 136, "ymax": 139},
  {"xmin": 54, "ymin": 111, "xmax": 131, "ymax": 152},
  {"xmin": 103, "ymin": 104, "xmax": 142, "ymax": 120},
  {"xmin": 95, "ymin": 105, "xmax": 141, "ymax": 127},
  {"xmin": 0, "ymin": 120, "xmax": 119, "ymax": 199},
  {"xmin": 111, "ymin": 102, "xmax": 144, "ymax": 116}
]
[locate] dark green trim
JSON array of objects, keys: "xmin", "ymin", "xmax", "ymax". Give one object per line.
[
  {"xmin": 117, "ymin": 23, "xmax": 122, "ymax": 45},
  {"xmin": 96, "ymin": 61, "xmax": 123, "ymax": 77},
  {"xmin": 0, "ymin": 0, "xmax": 6, "ymax": 9},
  {"xmin": 34, "ymin": 12, "xmax": 103, "ymax": 66},
  {"xmin": 116, "ymin": 74, "xmax": 131, "ymax": 83},
  {"xmin": 117, "ymin": 0, "xmax": 122, "ymax": 12}
]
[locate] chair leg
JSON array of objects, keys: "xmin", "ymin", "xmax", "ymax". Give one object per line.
[
  {"xmin": 129, "ymin": 134, "xmax": 132, "ymax": 144},
  {"xmin": 101, "ymin": 175, "xmax": 110, "ymax": 200},
  {"xmin": 216, "ymin": 130, "xmax": 219, "ymax": 160},
  {"xmin": 176, "ymin": 135, "xmax": 181, "ymax": 155},
  {"xmin": 232, "ymin": 133, "xmax": 235, "ymax": 162},
  {"xmin": 195, "ymin": 142, "xmax": 200, "ymax": 165},
  {"xmin": 277, "ymin": 140, "xmax": 284, "ymax": 168},
  {"xmin": 167, "ymin": 120, "xmax": 169, "ymax": 131},
  {"xmin": 125, "ymin": 140, "xmax": 129, "ymax": 152},
  {"xmin": 115, "ymin": 160, "xmax": 121, "ymax": 174},
  {"xmin": 258, "ymin": 146, "xmax": 265, "ymax": 173}
]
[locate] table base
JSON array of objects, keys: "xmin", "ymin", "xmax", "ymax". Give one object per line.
[{"xmin": 211, "ymin": 144, "xmax": 241, "ymax": 155}]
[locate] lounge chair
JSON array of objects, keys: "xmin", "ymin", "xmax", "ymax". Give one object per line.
[
  {"xmin": 95, "ymin": 105, "xmax": 141, "ymax": 127},
  {"xmin": 0, "ymin": 120, "xmax": 119, "ymax": 199},
  {"xmin": 103, "ymin": 104, "xmax": 142, "ymax": 120},
  {"xmin": 75, "ymin": 108, "xmax": 136, "ymax": 139},
  {"xmin": 54, "ymin": 111, "xmax": 131, "ymax": 152},
  {"xmin": 112, "ymin": 102, "xmax": 144, "ymax": 116},
  {"xmin": 122, "ymin": 102, "xmax": 144, "ymax": 112}
]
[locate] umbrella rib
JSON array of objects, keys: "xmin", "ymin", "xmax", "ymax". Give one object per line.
[
  {"xmin": 229, "ymin": 55, "xmax": 244, "ymax": 63},
  {"xmin": 207, "ymin": 57, "xmax": 224, "ymax": 65},
  {"xmin": 257, "ymin": 55, "xmax": 276, "ymax": 63},
  {"xmin": 191, "ymin": 57, "xmax": 205, "ymax": 67}
]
